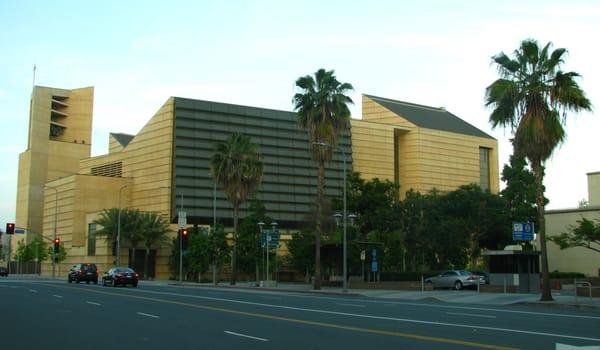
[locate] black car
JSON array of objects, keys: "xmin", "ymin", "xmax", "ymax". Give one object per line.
[
  {"xmin": 102, "ymin": 267, "xmax": 139, "ymax": 287},
  {"xmin": 0, "ymin": 266, "xmax": 8, "ymax": 277},
  {"xmin": 68, "ymin": 263, "xmax": 98, "ymax": 284}
]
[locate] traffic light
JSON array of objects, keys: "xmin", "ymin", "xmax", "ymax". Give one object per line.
[
  {"xmin": 53, "ymin": 237, "xmax": 60, "ymax": 254},
  {"xmin": 180, "ymin": 228, "xmax": 189, "ymax": 250},
  {"xmin": 6, "ymin": 223, "xmax": 15, "ymax": 234}
]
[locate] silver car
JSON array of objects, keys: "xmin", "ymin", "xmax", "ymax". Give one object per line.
[{"xmin": 425, "ymin": 270, "xmax": 483, "ymax": 290}]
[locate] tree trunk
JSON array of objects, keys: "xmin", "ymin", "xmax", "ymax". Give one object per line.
[
  {"xmin": 230, "ymin": 203, "xmax": 239, "ymax": 285},
  {"xmin": 533, "ymin": 163, "xmax": 553, "ymax": 301},
  {"xmin": 314, "ymin": 162, "xmax": 325, "ymax": 290}
]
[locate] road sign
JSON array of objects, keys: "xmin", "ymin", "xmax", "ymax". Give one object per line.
[
  {"xmin": 371, "ymin": 261, "xmax": 378, "ymax": 273},
  {"xmin": 261, "ymin": 230, "xmax": 280, "ymax": 248},
  {"xmin": 360, "ymin": 250, "xmax": 366, "ymax": 261},
  {"xmin": 513, "ymin": 222, "xmax": 534, "ymax": 241},
  {"xmin": 178, "ymin": 211, "xmax": 187, "ymax": 228},
  {"xmin": 15, "ymin": 229, "xmax": 25, "ymax": 234}
]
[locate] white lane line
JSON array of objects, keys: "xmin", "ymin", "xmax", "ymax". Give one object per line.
[
  {"xmin": 29, "ymin": 289, "xmax": 38, "ymax": 293},
  {"xmin": 123, "ymin": 288, "xmax": 600, "ymax": 342},
  {"xmin": 53, "ymin": 294, "xmax": 63, "ymax": 298},
  {"xmin": 447, "ymin": 312, "xmax": 497, "ymax": 319},
  {"xmin": 260, "ymin": 296, "xmax": 282, "ymax": 300},
  {"xmin": 336, "ymin": 303, "xmax": 367, "ymax": 308},
  {"xmin": 10, "ymin": 286, "xmax": 18, "ymax": 289},
  {"xmin": 136, "ymin": 312, "xmax": 160, "ymax": 319},
  {"xmin": 86, "ymin": 301, "xmax": 101, "ymax": 306},
  {"xmin": 224, "ymin": 331, "xmax": 268, "ymax": 342}
]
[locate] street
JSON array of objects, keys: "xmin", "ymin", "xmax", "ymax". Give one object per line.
[{"xmin": 1, "ymin": 278, "xmax": 599, "ymax": 350}]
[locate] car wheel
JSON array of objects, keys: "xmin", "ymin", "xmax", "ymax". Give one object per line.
[
  {"xmin": 113, "ymin": 280, "xmax": 118, "ymax": 287},
  {"xmin": 454, "ymin": 281, "xmax": 463, "ymax": 290},
  {"xmin": 93, "ymin": 280, "xmax": 98, "ymax": 285},
  {"xmin": 68, "ymin": 276, "xmax": 72, "ymax": 283},
  {"xmin": 76, "ymin": 278, "xmax": 80, "ymax": 284},
  {"xmin": 86, "ymin": 280, "xmax": 90, "ymax": 284},
  {"xmin": 132, "ymin": 282, "xmax": 138, "ymax": 288},
  {"xmin": 102, "ymin": 279, "xmax": 107, "ymax": 286}
]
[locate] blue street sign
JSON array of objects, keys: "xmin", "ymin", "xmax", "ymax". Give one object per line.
[
  {"xmin": 15, "ymin": 229, "xmax": 25, "ymax": 234},
  {"xmin": 371, "ymin": 261, "xmax": 378, "ymax": 273},
  {"xmin": 513, "ymin": 222, "xmax": 534, "ymax": 241}
]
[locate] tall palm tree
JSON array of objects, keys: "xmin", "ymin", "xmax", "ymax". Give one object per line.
[
  {"xmin": 485, "ymin": 39, "xmax": 592, "ymax": 301},
  {"xmin": 139, "ymin": 211, "xmax": 171, "ymax": 279},
  {"xmin": 293, "ymin": 68, "xmax": 353, "ymax": 290},
  {"xmin": 210, "ymin": 133, "xmax": 263, "ymax": 285}
]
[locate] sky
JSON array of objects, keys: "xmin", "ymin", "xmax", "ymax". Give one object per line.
[{"xmin": 1, "ymin": 0, "xmax": 599, "ymax": 225}]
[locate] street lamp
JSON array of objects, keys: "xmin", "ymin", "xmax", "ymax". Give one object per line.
[
  {"xmin": 270, "ymin": 222, "xmax": 278, "ymax": 285},
  {"xmin": 44, "ymin": 185, "xmax": 58, "ymax": 279},
  {"xmin": 117, "ymin": 185, "xmax": 128, "ymax": 267},
  {"xmin": 257, "ymin": 221, "xmax": 265, "ymax": 286},
  {"xmin": 313, "ymin": 142, "xmax": 352, "ymax": 291}
]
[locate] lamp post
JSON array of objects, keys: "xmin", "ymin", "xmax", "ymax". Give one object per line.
[
  {"xmin": 117, "ymin": 185, "xmax": 128, "ymax": 267},
  {"xmin": 270, "ymin": 222, "xmax": 278, "ymax": 285},
  {"xmin": 45, "ymin": 185, "xmax": 58, "ymax": 279},
  {"xmin": 257, "ymin": 222, "xmax": 265, "ymax": 285}
]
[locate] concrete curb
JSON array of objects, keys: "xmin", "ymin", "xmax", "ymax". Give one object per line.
[{"xmin": 166, "ymin": 282, "xmax": 363, "ymax": 297}]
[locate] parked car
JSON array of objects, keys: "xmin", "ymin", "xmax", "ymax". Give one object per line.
[
  {"xmin": 425, "ymin": 270, "xmax": 483, "ymax": 290},
  {"xmin": 0, "ymin": 266, "xmax": 8, "ymax": 277},
  {"xmin": 68, "ymin": 263, "xmax": 98, "ymax": 284},
  {"xmin": 102, "ymin": 267, "xmax": 139, "ymax": 287},
  {"xmin": 469, "ymin": 270, "xmax": 490, "ymax": 285}
]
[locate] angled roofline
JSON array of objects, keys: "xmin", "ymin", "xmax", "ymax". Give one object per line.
[
  {"xmin": 364, "ymin": 94, "xmax": 495, "ymax": 140},
  {"xmin": 110, "ymin": 132, "xmax": 135, "ymax": 148}
]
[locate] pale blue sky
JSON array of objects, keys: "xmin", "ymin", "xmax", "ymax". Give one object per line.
[{"xmin": 1, "ymin": 0, "xmax": 599, "ymax": 225}]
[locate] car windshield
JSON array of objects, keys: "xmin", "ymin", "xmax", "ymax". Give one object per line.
[
  {"xmin": 459, "ymin": 271, "xmax": 472, "ymax": 276},
  {"xmin": 116, "ymin": 268, "xmax": 134, "ymax": 273}
]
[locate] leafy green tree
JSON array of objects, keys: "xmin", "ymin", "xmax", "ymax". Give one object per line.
[
  {"xmin": 14, "ymin": 240, "xmax": 33, "ymax": 262},
  {"xmin": 549, "ymin": 217, "xmax": 600, "ymax": 254},
  {"xmin": 294, "ymin": 69, "xmax": 353, "ymax": 290},
  {"xmin": 286, "ymin": 230, "xmax": 315, "ymax": 282},
  {"xmin": 208, "ymin": 224, "xmax": 230, "ymax": 285},
  {"xmin": 398, "ymin": 189, "xmax": 427, "ymax": 271},
  {"xmin": 139, "ymin": 211, "xmax": 171, "ymax": 279},
  {"xmin": 210, "ymin": 133, "xmax": 263, "ymax": 285},
  {"xmin": 486, "ymin": 39, "xmax": 592, "ymax": 300},
  {"xmin": 187, "ymin": 229, "xmax": 211, "ymax": 280},
  {"xmin": 236, "ymin": 200, "xmax": 273, "ymax": 282},
  {"xmin": 501, "ymin": 153, "xmax": 539, "ymax": 224}
]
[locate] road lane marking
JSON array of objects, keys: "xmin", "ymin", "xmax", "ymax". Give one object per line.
[
  {"xmin": 52, "ymin": 294, "xmax": 63, "ymax": 298},
  {"xmin": 86, "ymin": 301, "xmax": 101, "ymax": 306},
  {"xmin": 224, "ymin": 331, "xmax": 268, "ymax": 342},
  {"xmin": 38, "ymin": 284, "xmax": 516, "ymax": 349},
  {"xmin": 136, "ymin": 312, "xmax": 160, "ymax": 319},
  {"xmin": 41, "ymin": 284, "xmax": 600, "ymax": 346},
  {"xmin": 336, "ymin": 303, "xmax": 366, "ymax": 308},
  {"xmin": 29, "ymin": 289, "xmax": 38, "ymax": 293},
  {"xmin": 447, "ymin": 312, "xmax": 497, "ymax": 319},
  {"xmin": 288, "ymin": 294, "xmax": 600, "ymax": 320}
]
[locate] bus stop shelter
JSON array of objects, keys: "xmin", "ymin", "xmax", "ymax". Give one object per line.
[{"xmin": 483, "ymin": 250, "xmax": 540, "ymax": 293}]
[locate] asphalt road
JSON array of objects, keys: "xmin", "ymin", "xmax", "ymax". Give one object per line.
[{"xmin": 1, "ymin": 278, "xmax": 599, "ymax": 350}]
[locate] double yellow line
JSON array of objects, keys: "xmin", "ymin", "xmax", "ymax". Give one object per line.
[{"xmin": 43, "ymin": 283, "xmax": 517, "ymax": 350}]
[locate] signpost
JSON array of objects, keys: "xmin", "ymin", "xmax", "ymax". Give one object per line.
[{"xmin": 513, "ymin": 222, "xmax": 534, "ymax": 241}]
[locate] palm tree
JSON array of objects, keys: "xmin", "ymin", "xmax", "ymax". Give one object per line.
[
  {"xmin": 485, "ymin": 39, "xmax": 592, "ymax": 301},
  {"xmin": 139, "ymin": 211, "xmax": 171, "ymax": 279},
  {"xmin": 123, "ymin": 209, "xmax": 145, "ymax": 270},
  {"xmin": 293, "ymin": 68, "xmax": 353, "ymax": 290},
  {"xmin": 93, "ymin": 208, "xmax": 121, "ymax": 255},
  {"xmin": 210, "ymin": 133, "xmax": 263, "ymax": 285}
]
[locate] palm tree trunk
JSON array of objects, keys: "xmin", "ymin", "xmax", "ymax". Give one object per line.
[
  {"xmin": 231, "ymin": 203, "xmax": 239, "ymax": 285},
  {"xmin": 314, "ymin": 162, "xmax": 325, "ymax": 290},
  {"xmin": 533, "ymin": 163, "xmax": 553, "ymax": 301}
]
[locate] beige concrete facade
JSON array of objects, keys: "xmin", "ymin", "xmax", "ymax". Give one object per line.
[
  {"xmin": 352, "ymin": 95, "xmax": 499, "ymax": 197},
  {"xmin": 15, "ymin": 86, "xmax": 93, "ymax": 248},
  {"xmin": 545, "ymin": 207, "xmax": 600, "ymax": 277},
  {"xmin": 15, "ymin": 87, "xmax": 501, "ymax": 280}
]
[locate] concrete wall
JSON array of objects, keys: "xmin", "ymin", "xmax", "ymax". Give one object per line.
[{"xmin": 545, "ymin": 207, "xmax": 600, "ymax": 277}]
